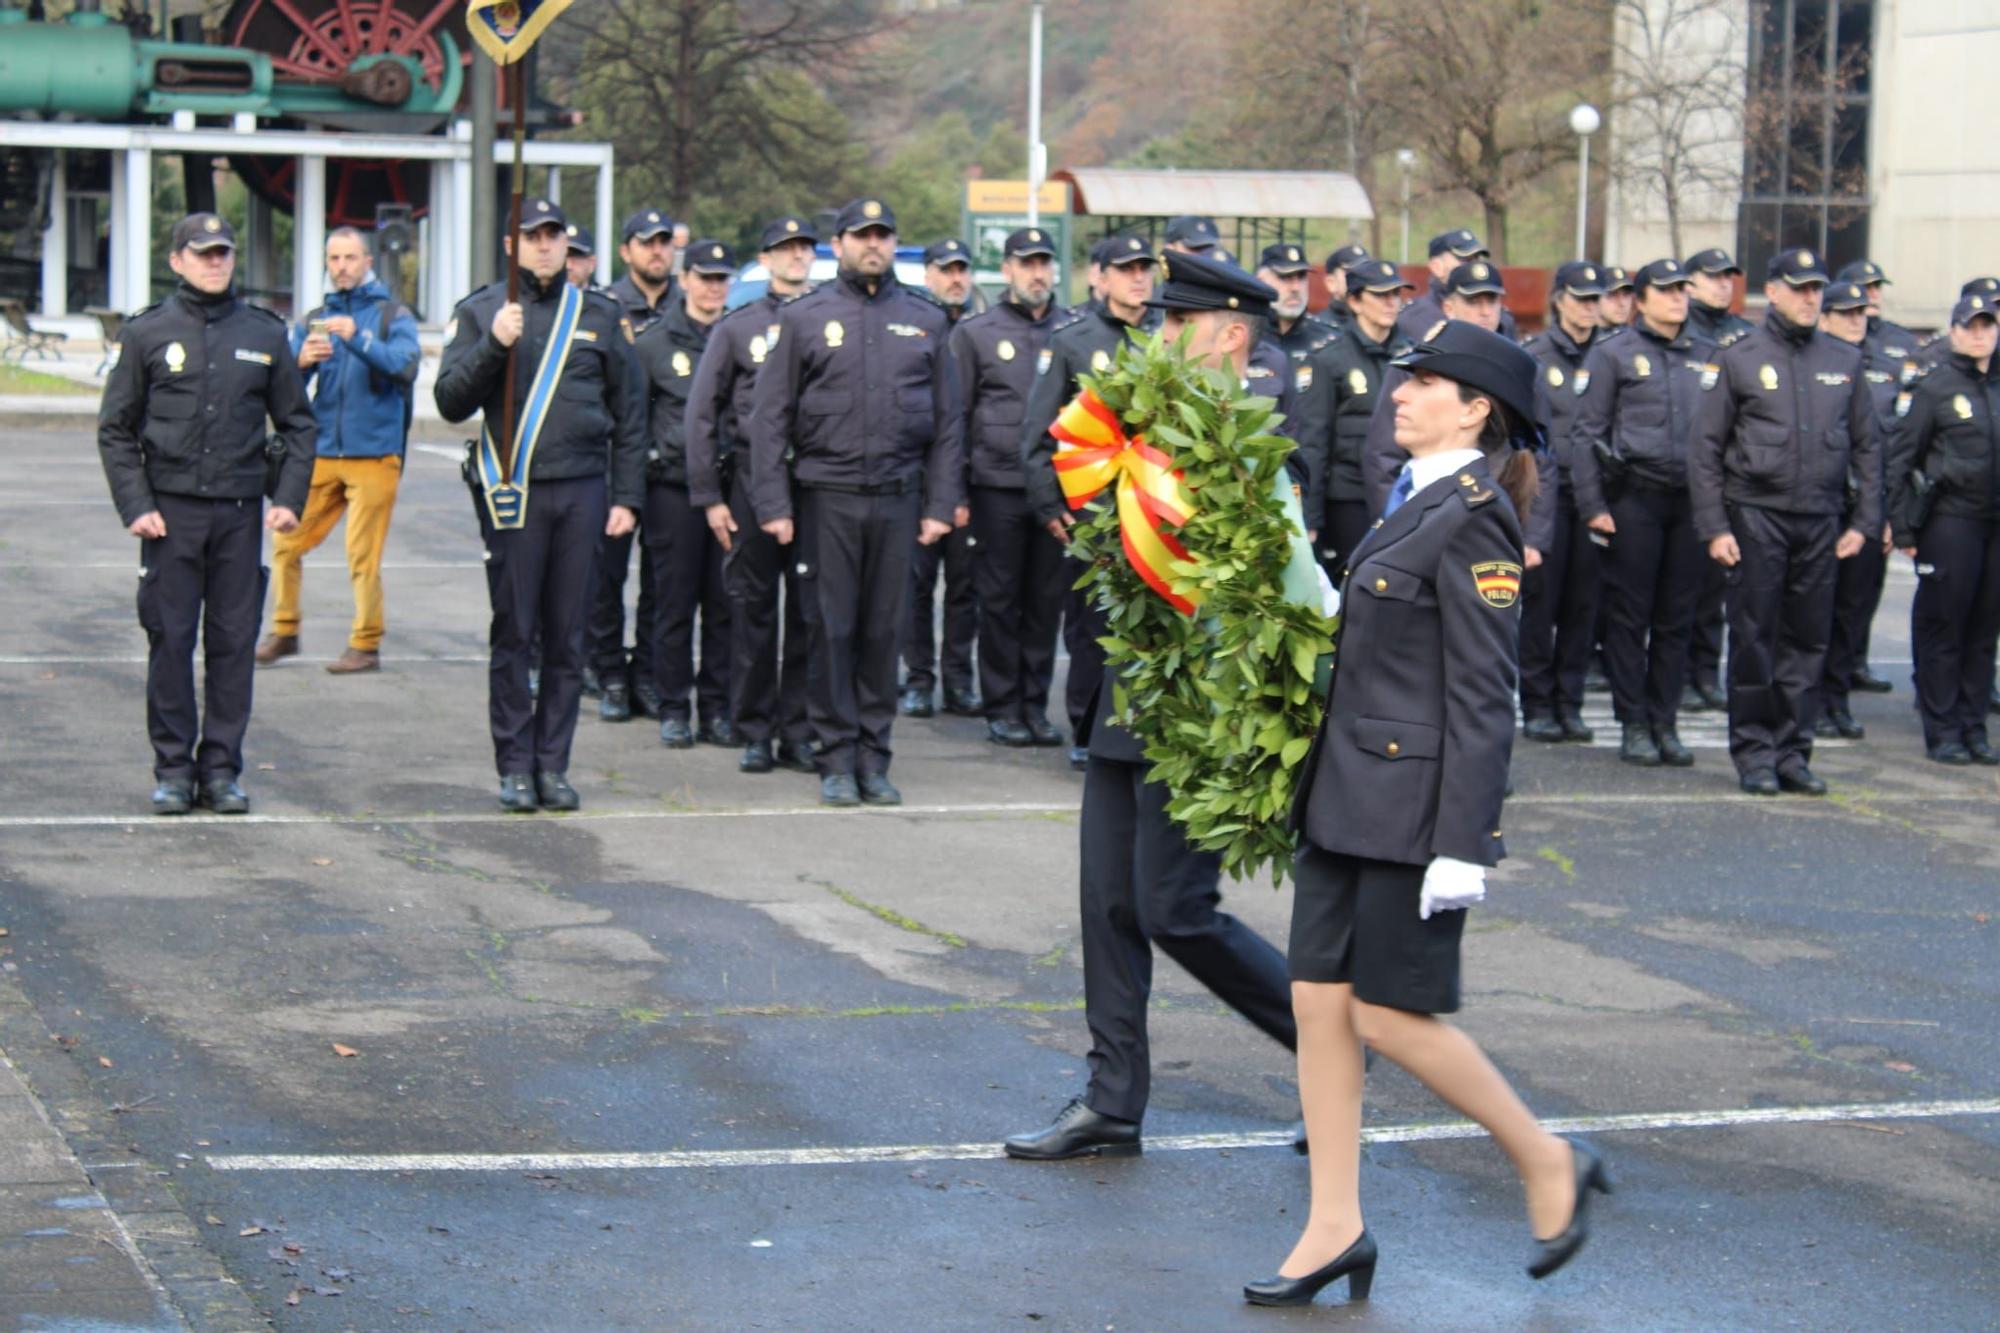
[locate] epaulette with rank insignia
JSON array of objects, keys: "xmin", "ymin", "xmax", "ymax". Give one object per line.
[
  {"xmin": 1456, "ymin": 470, "xmax": 1496, "ymax": 507},
  {"xmin": 1050, "ymin": 306, "xmax": 1089, "ymax": 333},
  {"xmin": 124, "ymin": 301, "xmax": 165, "ymax": 325},
  {"xmin": 1716, "ymin": 328, "xmax": 1749, "ymax": 349},
  {"xmin": 244, "ymin": 303, "xmax": 287, "ymax": 326}
]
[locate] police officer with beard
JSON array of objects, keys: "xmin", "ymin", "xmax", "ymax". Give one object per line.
[
  {"xmin": 952, "ymin": 227, "xmax": 1066, "ymax": 748},
  {"xmin": 1252, "ymin": 243, "xmax": 1332, "ymax": 517},
  {"xmin": 1023, "ymin": 233, "xmax": 1161, "ymax": 768},
  {"xmin": 1689, "ymin": 247, "xmax": 1880, "ymax": 797},
  {"xmin": 1314, "ymin": 259, "xmax": 1412, "ymax": 575},
  {"xmin": 687, "ymin": 215, "xmax": 819, "ymax": 775},
  {"xmin": 749, "ymin": 197, "xmax": 965, "ymax": 808}
]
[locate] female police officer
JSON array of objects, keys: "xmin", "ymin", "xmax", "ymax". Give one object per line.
[{"xmin": 1248, "ymin": 323, "xmax": 1610, "ymax": 1306}]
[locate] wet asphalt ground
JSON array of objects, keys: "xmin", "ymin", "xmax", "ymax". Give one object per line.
[{"xmin": 0, "ymin": 423, "xmax": 1996, "ymax": 1330}]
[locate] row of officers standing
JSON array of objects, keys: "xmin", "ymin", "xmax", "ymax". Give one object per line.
[{"xmin": 99, "ymin": 204, "xmax": 1999, "ymax": 811}]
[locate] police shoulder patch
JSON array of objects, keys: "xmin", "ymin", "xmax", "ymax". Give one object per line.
[
  {"xmin": 620, "ymin": 317, "xmax": 636, "ymax": 345},
  {"xmin": 1470, "ymin": 560, "xmax": 1522, "ymax": 608}
]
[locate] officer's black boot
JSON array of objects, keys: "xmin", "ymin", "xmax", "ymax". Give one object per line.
[
  {"xmin": 1619, "ymin": 723, "xmax": 1661, "ymax": 766},
  {"xmin": 1558, "ymin": 707, "xmax": 1595, "ymax": 743},
  {"xmin": 1653, "ymin": 726, "xmax": 1694, "ymax": 767},
  {"xmin": 599, "ymin": 679, "xmax": 632, "ymax": 722},
  {"xmin": 1522, "ymin": 715, "xmax": 1567, "ymax": 743}
]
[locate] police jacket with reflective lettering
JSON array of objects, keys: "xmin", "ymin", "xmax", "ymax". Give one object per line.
[
  {"xmin": 635, "ymin": 301, "xmax": 715, "ymax": 488},
  {"xmin": 1886, "ymin": 353, "xmax": 2000, "ymax": 542},
  {"xmin": 98, "ymin": 282, "xmax": 316, "ymax": 524},
  {"xmin": 685, "ymin": 290, "xmax": 790, "ymax": 510},
  {"xmin": 950, "ymin": 298, "xmax": 1059, "ymax": 490},
  {"xmin": 1020, "ymin": 303, "xmax": 1157, "ymax": 524},
  {"xmin": 747, "ymin": 270, "xmax": 964, "ymax": 525},
  {"xmin": 434, "ymin": 271, "xmax": 648, "ymax": 509},
  {"xmin": 1568, "ymin": 320, "xmax": 1715, "ymax": 518},
  {"xmin": 1689, "ymin": 311, "xmax": 1880, "ymax": 540}
]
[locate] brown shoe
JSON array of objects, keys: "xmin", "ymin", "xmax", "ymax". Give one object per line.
[
  {"xmin": 255, "ymin": 634, "xmax": 299, "ymax": 666},
  {"xmin": 325, "ymin": 647, "xmax": 380, "ymax": 674}
]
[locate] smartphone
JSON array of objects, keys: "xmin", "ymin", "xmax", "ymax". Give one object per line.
[{"xmin": 308, "ymin": 319, "xmax": 332, "ymax": 338}]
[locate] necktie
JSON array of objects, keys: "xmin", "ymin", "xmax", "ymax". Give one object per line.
[{"xmin": 1383, "ymin": 465, "xmax": 1416, "ymax": 518}]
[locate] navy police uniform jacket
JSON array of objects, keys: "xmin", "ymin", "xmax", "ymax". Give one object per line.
[
  {"xmin": 1291, "ymin": 452, "xmax": 1521, "ymax": 868},
  {"xmin": 98, "ymin": 282, "xmax": 316, "ymax": 523},
  {"xmin": 633, "ymin": 301, "xmax": 713, "ymax": 488},
  {"xmin": 950, "ymin": 298, "xmax": 1059, "ymax": 490},
  {"xmin": 1318, "ymin": 324, "xmax": 1406, "ymax": 515},
  {"xmin": 1567, "ymin": 321, "xmax": 1716, "ymax": 519},
  {"xmin": 608, "ymin": 274, "xmax": 678, "ymax": 337},
  {"xmin": 434, "ymin": 270, "xmax": 648, "ymax": 509},
  {"xmin": 747, "ymin": 270, "xmax": 965, "ymax": 526},
  {"xmin": 685, "ymin": 290, "xmax": 789, "ymax": 510},
  {"xmin": 1885, "ymin": 352, "xmax": 2000, "ymax": 543},
  {"xmin": 1519, "ymin": 323, "xmax": 1597, "ymax": 500},
  {"xmin": 1021, "ymin": 303, "xmax": 1159, "ymax": 524}
]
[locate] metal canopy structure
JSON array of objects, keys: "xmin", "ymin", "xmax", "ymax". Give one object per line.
[
  {"xmin": 0, "ymin": 119, "xmax": 613, "ymax": 324},
  {"xmin": 1051, "ymin": 167, "xmax": 1374, "ymax": 255}
]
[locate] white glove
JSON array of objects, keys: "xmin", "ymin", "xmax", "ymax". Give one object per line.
[
  {"xmin": 1316, "ymin": 563, "xmax": 1341, "ymax": 618},
  {"xmin": 1419, "ymin": 855, "xmax": 1487, "ymax": 920}
]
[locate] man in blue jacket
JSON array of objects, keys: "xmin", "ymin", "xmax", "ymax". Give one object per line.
[{"xmin": 258, "ymin": 227, "xmax": 421, "ymax": 673}]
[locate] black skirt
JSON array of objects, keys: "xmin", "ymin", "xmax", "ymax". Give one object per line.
[{"xmin": 1287, "ymin": 843, "xmax": 1466, "ymax": 1013}]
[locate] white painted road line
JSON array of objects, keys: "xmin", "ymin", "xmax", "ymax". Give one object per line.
[{"xmin": 205, "ymin": 1096, "xmax": 2000, "ymax": 1173}]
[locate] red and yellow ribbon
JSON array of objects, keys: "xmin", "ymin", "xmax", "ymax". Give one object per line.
[{"xmin": 1050, "ymin": 389, "xmax": 1200, "ymax": 615}]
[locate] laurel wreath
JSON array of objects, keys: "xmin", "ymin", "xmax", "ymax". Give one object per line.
[{"xmin": 1069, "ymin": 331, "xmax": 1337, "ymax": 886}]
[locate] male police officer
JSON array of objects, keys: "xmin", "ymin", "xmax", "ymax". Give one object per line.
[
  {"xmin": 1023, "ymin": 233, "xmax": 1159, "ymax": 767},
  {"xmin": 1689, "ymin": 247, "xmax": 1879, "ymax": 797},
  {"xmin": 749, "ymin": 197, "xmax": 965, "ymax": 808},
  {"xmin": 435, "ymin": 197, "xmax": 647, "ymax": 812},
  {"xmin": 687, "ymin": 215, "xmax": 818, "ymax": 775},
  {"xmin": 1681, "ymin": 249, "xmax": 1753, "ymax": 711},
  {"xmin": 1396, "ymin": 229, "xmax": 1519, "ymax": 343},
  {"xmin": 1005, "ymin": 250, "xmax": 1298, "ymax": 1162},
  {"xmin": 903, "ymin": 236, "xmax": 983, "ymax": 718},
  {"xmin": 1314, "ymin": 259, "xmax": 1411, "ymax": 573},
  {"xmin": 609, "ymin": 209, "xmax": 679, "ymax": 332},
  {"xmin": 1319, "ymin": 242, "xmax": 1372, "ymax": 333},
  {"xmin": 99, "ymin": 212, "xmax": 314, "ymax": 814},
  {"xmin": 1835, "ymin": 259, "xmax": 1922, "ymax": 363},
  {"xmin": 953, "ymin": 227, "xmax": 1066, "ymax": 747},
  {"xmin": 1164, "ymin": 214, "xmax": 1222, "ymax": 254},
  {"xmin": 565, "ymin": 225, "xmax": 599, "ymax": 290},
  {"xmin": 635, "ymin": 239, "xmax": 738, "ymax": 749}
]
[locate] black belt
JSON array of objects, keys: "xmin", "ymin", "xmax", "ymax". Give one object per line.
[{"xmin": 798, "ymin": 476, "xmax": 917, "ymax": 496}]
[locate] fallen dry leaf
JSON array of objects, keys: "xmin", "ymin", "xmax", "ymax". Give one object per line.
[
  {"xmin": 240, "ymin": 1227, "xmax": 264, "ymax": 1237},
  {"xmin": 331, "ymin": 1043, "xmax": 360, "ymax": 1058},
  {"xmin": 204, "ymin": 1215, "xmax": 223, "ymax": 1227},
  {"xmin": 311, "ymin": 858, "xmax": 334, "ymax": 867},
  {"xmin": 98, "ymin": 1056, "xmax": 114, "ymax": 1068},
  {"xmin": 285, "ymin": 1288, "xmax": 303, "ymax": 1307},
  {"xmin": 258, "ymin": 762, "xmax": 277, "ymax": 771},
  {"xmin": 1884, "ymin": 1060, "xmax": 1917, "ymax": 1073},
  {"xmin": 0, "ymin": 928, "xmax": 9, "ymax": 937}
]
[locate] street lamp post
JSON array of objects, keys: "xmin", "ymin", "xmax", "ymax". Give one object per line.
[
  {"xmin": 1570, "ymin": 103, "xmax": 1601, "ymax": 258},
  {"xmin": 1396, "ymin": 148, "xmax": 1416, "ymax": 263},
  {"xmin": 1026, "ymin": 1, "xmax": 1044, "ymax": 227}
]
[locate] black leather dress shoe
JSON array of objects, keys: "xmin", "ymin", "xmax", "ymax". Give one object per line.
[
  {"xmin": 739, "ymin": 740, "xmax": 774, "ymax": 774},
  {"xmin": 1559, "ymin": 709, "xmax": 1594, "ymax": 743},
  {"xmin": 1244, "ymin": 1230, "xmax": 1376, "ymax": 1307},
  {"xmin": 1619, "ymin": 723, "xmax": 1661, "ymax": 766},
  {"xmin": 1653, "ymin": 727, "xmax": 1694, "ymax": 767},
  {"xmin": 598, "ymin": 681, "xmax": 632, "ymax": 722},
  {"xmin": 1002, "ymin": 1098, "xmax": 1140, "ymax": 1160},
  {"xmin": 580, "ymin": 664, "xmax": 604, "ymax": 699},
  {"xmin": 151, "ymin": 779, "xmax": 195, "ymax": 816},
  {"xmin": 1528, "ymin": 1137, "xmax": 1613, "ymax": 1279},
  {"xmin": 200, "ymin": 778, "xmax": 249, "ymax": 814},
  {"xmin": 1739, "ymin": 767, "xmax": 1780, "ymax": 796},
  {"xmin": 1777, "ymin": 764, "xmax": 1827, "ymax": 796},
  {"xmin": 1826, "ymin": 708, "xmax": 1865, "ymax": 739},
  {"xmin": 988, "ymin": 719, "xmax": 1034, "ymax": 747},
  {"xmin": 1813, "ymin": 715, "xmax": 1839, "ymax": 739},
  {"xmin": 1967, "ymin": 737, "xmax": 1999, "ymax": 766},
  {"xmin": 536, "ymin": 771, "xmax": 581, "ymax": 811},
  {"xmin": 498, "ymin": 773, "xmax": 538, "ymax": 813},
  {"xmin": 857, "ymin": 773, "xmax": 902, "ymax": 806},
  {"xmin": 1025, "ymin": 715, "xmax": 1063, "ymax": 747},
  {"xmin": 1852, "ymin": 666, "xmax": 1894, "ymax": 694},
  {"xmin": 820, "ymin": 774, "xmax": 861, "ymax": 807},
  {"xmin": 776, "ymin": 741, "xmax": 817, "ymax": 773},
  {"xmin": 899, "ymin": 687, "xmax": 935, "ymax": 718},
  {"xmin": 1928, "ymin": 741, "xmax": 1973, "ymax": 766},
  {"xmin": 1522, "ymin": 715, "xmax": 1566, "ymax": 743},
  {"xmin": 1067, "ymin": 745, "xmax": 1089, "ymax": 771},
  {"xmin": 700, "ymin": 717, "xmax": 742, "ymax": 748},
  {"xmin": 659, "ymin": 717, "xmax": 694, "ymax": 749},
  {"xmin": 942, "ymin": 686, "xmax": 983, "ymax": 717},
  {"xmin": 632, "ymin": 679, "xmax": 665, "ymax": 719}
]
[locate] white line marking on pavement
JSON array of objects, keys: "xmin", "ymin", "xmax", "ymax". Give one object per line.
[{"xmin": 205, "ymin": 1097, "xmax": 2000, "ymax": 1172}]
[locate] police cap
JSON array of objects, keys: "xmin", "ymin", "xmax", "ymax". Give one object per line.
[
  {"xmin": 1685, "ymin": 247, "xmax": 1742, "ymax": 276},
  {"xmin": 1821, "ymin": 281, "xmax": 1870, "ymax": 313},
  {"xmin": 1165, "ymin": 215, "xmax": 1221, "ymax": 249},
  {"xmin": 758, "ymin": 215, "xmax": 818, "ymax": 251},
  {"xmin": 835, "ymin": 198, "xmax": 896, "ymax": 235},
  {"xmin": 686, "ymin": 239, "xmax": 738, "ymax": 275},
  {"xmin": 1553, "ymin": 261, "xmax": 1608, "ymax": 297},
  {"xmin": 565, "ymin": 224, "xmax": 594, "ymax": 257},
  {"xmin": 1326, "ymin": 243, "xmax": 1371, "ymax": 273},
  {"xmin": 1144, "ymin": 249, "xmax": 1277, "ymax": 320},
  {"xmin": 1103, "ymin": 234, "xmax": 1156, "ymax": 268},
  {"xmin": 621, "ymin": 209, "xmax": 674, "ymax": 243},
  {"xmin": 923, "ymin": 238, "xmax": 971, "ymax": 268},
  {"xmin": 1346, "ymin": 259, "xmax": 1414, "ymax": 297},
  {"xmin": 1392, "ymin": 321, "xmax": 1545, "ymax": 450},
  {"xmin": 1603, "ymin": 265, "xmax": 1636, "ymax": 293},
  {"xmin": 1836, "ymin": 259, "xmax": 1890, "ymax": 286},
  {"xmin": 1005, "ymin": 227, "xmax": 1057, "ymax": 259},
  {"xmin": 1951, "ymin": 294, "xmax": 1997, "ymax": 327},
  {"xmin": 1443, "ymin": 260, "xmax": 1505, "ymax": 298},
  {"xmin": 1767, "ymin": 247, "xmax": 1829, "ymax": 287},
  {"xmin": 1634, "ymin": 258, "xmax": 1691, "ymax": 291},
  {"xmin": 1428, "ymin": 229, "xmax": 1487, "ymax": 260},
  {"xmin": 1256, "ymin": 243, "xmax": 1311, "ymax": 276},
  {"xmin": 1960, "ymin": 277, "xmax": 2000, "ymax": 299},
  {"xmin": 170, "ymin": 213, "xmax": 236, "ymax": 253},
  {"xmin": 518, "ymin": 197, "xmax": 567, "ymax": 233}
]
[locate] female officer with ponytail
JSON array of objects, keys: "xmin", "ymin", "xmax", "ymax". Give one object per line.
[{"xmin": 1247, "ymin": 322, "xmax": 1612, "ymax": 1307}]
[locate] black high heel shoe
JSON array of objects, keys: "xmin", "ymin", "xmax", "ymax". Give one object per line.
[
  {"xmin": 1528, "ymin": 1137, "xmax": 1613, "ymax": 1279},
  {"xmin": 1243, "ymin": 1230, "xmax": 1376, "ymax": 1307}
]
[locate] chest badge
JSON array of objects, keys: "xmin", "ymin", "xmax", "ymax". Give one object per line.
[
  {"xmin": 1759, "ymin": 364, "xmax": 1779, "ymax": 391},
  {"xmin": 824, "ymin": 319, "xmax": 845, "ymax": 348},
  {"xmin": 749, "ymin": 334, "xmax": 767, "ymax": 364},
  {"xmin": 1953, "ymin": 393, "xmax": 1974, "ymax": 421},
  {"xmin": 1090, "ymin": 349, "xmax": 1111, "ymax": 373},
  {"xmin": 1348, "ymin": 367, "xmax": 1368, "ymax": 396},
  {"xmin": 1470, "ymin": 561, "xmax": 1523, "ymax": 609},
  {"xmin": 997, "ymin": 338, "xmax": 1016, "ymax": 362},
  {"xmin": 1546, "ymin": 365, "xmax": 1564, "ymax": 388},
  {"xmin": 673, "ymin": 350, "xmax": 692, "ymax": 378},
  {"xmin": 1295, "ymin": 365, "xmax": 1313, "ymax": 393},
  {"xmin": 1573, "ymin": 368, "xmax": 1591, "ymax": 395},
  {"xmin": 163, "ymin": 341, "xmax": 186, "ymax": 374},
  {"xmin": 233, "ymin": 348, "xmax": 272, "ymax": 366},
  {"xmin": 1036, "ymin": 347, "xmax": 1053, "ymax": 375},
  {"xmin": 1896, "ymin": 393, "xmax": 1913, "ymax": 418},
  {"xmin": 1632, "ymin": 354, "xmax": 1652, "ymax": 379},
  {"xmin": 1700, "ymin": 364, "xmax": 1720, "ymax": 390}
]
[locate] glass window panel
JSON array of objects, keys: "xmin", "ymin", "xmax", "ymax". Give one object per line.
[
  {"xmin": 1788, "ymin": 98, "xmax": 1828, "ymax": 197},
  {"xmin": 1835, "ymin": 0, "xmax": 1873, "ymax": 94}
]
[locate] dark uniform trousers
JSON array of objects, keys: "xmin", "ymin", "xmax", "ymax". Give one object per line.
[
  {"xmin": 587, "ymin": 525, "xmax": 658, "ymax": 684},
  {"xmin": 484, "ymin": 475, "xmax": 607, "ymax": 775},
  {"xmin": 1320, "ymin": 500, "xmax": 1371, "ymax": 580},
  {"xmin": 1822, "ymin": 536, "xmax": 1888, "ymax": 717},
  {"xmin": 1602, "ymin": 485, "xmax": 1706, "ymax": 727},
  {"xmin": 1911, "ymin": 516, "xmax": 2000, "ymax": 747},
  {"xmin": 1063, "ymin": 583, "xmax": 1108, "ymax": 745},
  {"xmin": 723, "ymin": 471, "xmax": 811, "ymax": 748},
  {"xmin": 970, "ymin": 485, "xmax": 1066, "ymax": 723},
  {"xmin": 1518, "ymin": 496, "xmax": 1603, "ymax": 719},
  {"xmin": 1688, "ymin": 558, "xmax": 1728, "ymax": 690},
  {"xmin": 799, "ymin": 485, "xmax": 920, "ymax": 776},
  {"xmin": 1724, "ymin": 503, "xmax": 1838, "ymax": 773},
  {"xmin": 642, "ymin": 482, "xmax": 730, "ymax": 725},
  {"xmin": 1079, "ymin": 756, "xmax": 1297, "ymax": 1123},
  {"xmin": 902, "ymin": 521, "xmax": 978, "ymax": 695},
  {"xmin": 138, "ymin": 494, "xmax": 266, "ymax": 782}
]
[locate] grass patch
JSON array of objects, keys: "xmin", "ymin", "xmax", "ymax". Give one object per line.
[
  {"xmin": 1536, "ymin": 845, "xmax": 1577, "ymax": 881},
  {"xmin": 812, "ymin": 876, "xmax": 968, "ymax": 948},
  {"xmin": 0, "ymin": 364, "xmax": 96, "ymax": 396}
]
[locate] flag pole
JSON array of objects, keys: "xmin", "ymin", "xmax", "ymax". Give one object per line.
[{"xmin": 498, "ymin": 56, "xmax": 527, "ymax": 479}]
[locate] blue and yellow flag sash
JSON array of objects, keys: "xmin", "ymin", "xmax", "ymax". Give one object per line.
[
  {"xmin": 466, "ymin": 0, "xmax": 572, "ymax": 65},
  {"xmin": 476, "ymin": 281, "xmax": 581, "ymax": 530}
]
